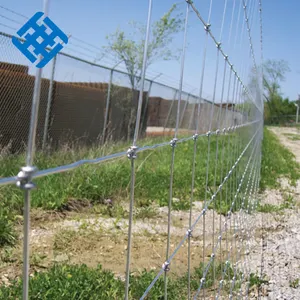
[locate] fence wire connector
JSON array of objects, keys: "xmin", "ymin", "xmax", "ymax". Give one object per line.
[
  {"xmin": 211, "ymin": 253, "xmax": 215, "ymax": 259},
  {"xmin": 200, "ymin": 277, "xmax": 205, "ymax": 284},
  {"xmin": 215, "ymin": 129, "xmax": 220, "ymax": 135},
  {"xmin": 185, "ymin": 0, "xmax": 193, "ymax": 4},
  {"xmin": 224, "ymin": 54, "xmax": 228, "ymax": 61},
  {"xmin": 216, "ymin": 42, "xmax": 221, "ymax": 49},
  {"xmin": 16, "ymin": 166, "xmax": 37, "ymax": 190},
  {"xmin": 206, "ymin": 130, "xmax": 211, "ymax": 137},
  {"xmin": 162, "ymin": 261, "xmax": 170, "ymax": 272},
  {"xmin": 218, "ymin": 235, "xmax": 222, "ymax": 241},
  {"xmin": 204, "ymin": 23, "xmax": 211, "ymax": 32},
  {"xmin": 127, "ymin": 145, "xmax": 138, "ymax": 159},
  {"xmin": 222, "ymin": 127, "xmax": 227, "ymax": 135},
  {"xmin": 170, "ymin": 138, "xmax": 178, "ymax": 148},
  {"xmin": 186, "ymin": 229, "xmax": 193, "ymax": 238},
  {"xmin": 192, "ymin": 133, "xmax": 199, "ymax": 141}
]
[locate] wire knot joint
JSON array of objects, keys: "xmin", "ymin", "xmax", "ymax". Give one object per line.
[
  {"xmin": 127, "ymin": 146, "xmax": 138, "ymax": 159},
  {"xmin": 16, "ymin": 166, "xmax": 37, "ymax": 190},
  {"xmin": 186, "ymin": 229, "xmax": 193, "ymax": 238},
  {"xmin": 162, "ymin": 261, "xmax": 170, "ymax": 272},
  {"xmin": 170, "ymin": 138, "xmax": 178, "ymax": 148},
  {"xmin": 204, "ymin": 23, "xmax": 211, "ymax": 32}
]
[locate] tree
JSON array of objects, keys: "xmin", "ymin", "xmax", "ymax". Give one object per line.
[
  {"xmin": 263, "ymin": 59, "xmax": 290, "ymax": 100},
  {"xmin": 248, "ymin": 59, "xmax": 293, "ymax": 123},
  {"xmin": 103, "ymin": 5, "xmax": 184, "ymax": 140}
]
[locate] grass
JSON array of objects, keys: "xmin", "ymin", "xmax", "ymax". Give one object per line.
[
  {"xmin": 0, "ymin": 126, "xmax": 299, "ymax": 248},
  {"xmin": 260, "ymin": 127, "xmax": 300, "ymax": 190},
  {"xmin": 0, "ymin": 131, "xmax": 251, "ymax": 247},
  {"xmin": 0, "ymin": 262, "xmax": 240, "ymax": 299},
  {"xmin": 249, "ymin": 273, "xmax": 269, "ymax": 288},
  {"xmin": 289, "ymin": 278, "xmax": 299, "ymax": 289},
  {"xmin": 257, "ymin": 193, "xmax": 296, "ymax": 213}
]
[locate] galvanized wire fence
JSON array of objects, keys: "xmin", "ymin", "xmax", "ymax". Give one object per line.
[{"xmin": 0, "ymin": 0, "xmax": 264, "ymax": 299}]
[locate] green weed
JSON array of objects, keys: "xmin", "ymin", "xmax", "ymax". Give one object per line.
[
  {"xmin": 0, "ymin": 262, "xmax": 240, "ymax": 299},
  {"xmin": 289, "ymin": 278, "xmax": 299, "ymax": 289},
  {"xmin": 249, "ymin": 273, "xmax": 269, "ymax": 288},
  {"xmin": 257, "ymin": 193, "xmax": 295, "ymax": 213},
  {"xmin": 260, "ymin": 128, "xmax": 300, "ymax": 189}
]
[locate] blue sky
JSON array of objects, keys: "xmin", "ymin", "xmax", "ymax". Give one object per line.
[{"xmin": 0, "ymin": 0, "xmax": 299, "ymax": 101}]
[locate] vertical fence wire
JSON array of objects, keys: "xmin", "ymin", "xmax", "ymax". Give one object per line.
[
  {"xmin": 124, "ymin": 1, "xmax": 152, "ymax": 299},
  {"xmin": 164, "ymin": 3, "xmax": 189, "ymax": 299},
  {"xmin": 209, "ymin": 1, "xmax": 228, "ymax": 294},
  {"xmin": 186, "ymin": 0, "xmax": 213, "ymax": 288},
  {"xmin": 199, "ymin": 1, "xmax": 214, "ymax": 297}
]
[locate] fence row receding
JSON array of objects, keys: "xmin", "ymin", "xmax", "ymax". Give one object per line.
[{"xmin": 0, "ymin": 0, "xmax": 264, "ymax": 299}]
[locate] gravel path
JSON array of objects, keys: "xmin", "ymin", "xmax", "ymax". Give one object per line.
[{"xmin": 249, "ymin": 127, "xmax": 300, "ymax": 300}]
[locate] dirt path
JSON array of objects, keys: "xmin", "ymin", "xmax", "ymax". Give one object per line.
[
  {"xmin": 268, "ymin": 126, "xmax": 300, "ymax": 163},
  {"xmin": 248, "ymin": 127, "xmax": 300, "ymax": 299}
]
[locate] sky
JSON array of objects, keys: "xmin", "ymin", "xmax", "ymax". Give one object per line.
[{"xmin": 0, "ymin": 0, "xmax": 299, "ymax": 102}]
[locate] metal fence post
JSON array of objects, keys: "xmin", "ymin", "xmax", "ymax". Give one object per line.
[
  {"xmin": 139, "ymin": 73, "xmax": 162, "ymax": 137},
  {"xmin": 42, "ymin": 55, "xmax": 56, "ymax": 150},
  {"xmin": 163, "ymin": 90, "xmax": 177, "ymax": 131},
  {"xmin": 102, "ymin": 61, "xmax": 122, "ymax": 144},
  {"xmin": 179, "ymin": 93, "xmax": 190, "ymax": 129},
  {"xmin": 295, "ymin": 103, "xmax": 299, "ymax": 124},
  {"xmin": 102, "ymin": 69, "xmax": 113, "ymax": 144}
]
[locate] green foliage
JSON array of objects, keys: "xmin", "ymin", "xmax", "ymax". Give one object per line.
[
  {"xmin": 256, "ymin": 203, "xmax": 282, "ymax": 213},
  {"xmin": 249, "ymin": 273, "xmax": 269, "ymax": 288},
  {"xmin": 260, "ymin": 128, "xmax": 300, "ymax": 189},
  {"xmin": 264, "ymin": 96, "xmax": 297, "ymax": 125},
  {"xmin": 104, "ymin": 4, "xmax": 184, "ymax": 88},
  {"xmin": 289, "ymin": 278, "xmax": 299, "ymax": 289},
  {"xmin": 0, "ymin": 207, "xmax": 17, "ymax": 248},
  {"xmin": 0, "ymin": 134, "xmax": 243, "ymax": 212},
  {"xmin": 257, "ymin": 193, "xmax": 296, "ymax": 213},
  {"xmin": 0, "ymin": 131, "xmax": 254, "ymax": 247},
  {"xmin": 259, "ymin": 59, "xmax": 296, "ymax": 124},
  {"xmin": 0, "ymin": 262, "xmax": 240, "ymax": 299},
  {"xmin": 0, "ymin": 264, "xmax": 124, "ymax": 300}
]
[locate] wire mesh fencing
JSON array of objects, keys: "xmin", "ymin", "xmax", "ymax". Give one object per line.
[{"xmin": 0, "ymin": 0, "xmax": 264, "ymax": 299}]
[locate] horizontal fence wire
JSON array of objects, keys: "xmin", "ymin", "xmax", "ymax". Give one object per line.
[{"xmin": 0, "ymin": 120, "xmax": 260, "ymax": 187}]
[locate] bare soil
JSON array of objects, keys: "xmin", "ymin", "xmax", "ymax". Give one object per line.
[{"xmin": 1, "ymin": 200, "xmax": 235, "ymax": 285}]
